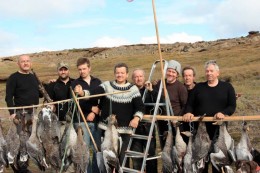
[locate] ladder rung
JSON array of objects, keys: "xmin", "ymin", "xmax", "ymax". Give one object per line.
[
  {"xmin": 146, "ymin": 155, "xmax": 162, "ymax": 160},
  {"xmin": 122, "ymin": 167, "xmax": 140, "ymax": 173},
  {"xmin": 125, "ymin": 150, "xmax": 145, "ymax": 157},
  {"xmin": 131, "ymin": 134, "xmax": 150, "ymax": 140},
  {"xmin": 144, "ymin": 103, "xmax": 166, "ymax": 106}
]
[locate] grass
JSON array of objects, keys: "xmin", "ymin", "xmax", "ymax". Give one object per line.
[{"xmin": 0, "ymin": 39, "xmax": 260, "ymax": 172}]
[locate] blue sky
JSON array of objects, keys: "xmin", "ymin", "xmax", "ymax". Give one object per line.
[{"xmin": 0, "ymin": 0, "xmax": 259, "ymax": 57}]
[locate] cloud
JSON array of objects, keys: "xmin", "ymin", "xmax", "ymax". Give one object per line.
[
  {"xmin": 140, "ymin": 32, "xmax": 203, "ymax": 44},
  {"xmin": 0, "ymin": 0, "xmax": 105, "ymax": 20},
  {"xmin": 210, "ymin": 0, "xmax": 260, "ymax": 37},
  {"xmin": 91, "ymin": 36, "xmax": 131, "ymax": 47}
]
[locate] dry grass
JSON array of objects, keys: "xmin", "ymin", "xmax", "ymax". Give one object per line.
[{"xmin": 0, "ymin": 39, "xmax": 260, "ymax": 172}]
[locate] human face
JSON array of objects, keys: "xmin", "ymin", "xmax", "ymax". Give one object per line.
[
  {"xmin": 115, "ymin": 67, "xmax": 128, "ymax": 84},
  {"xmin": 77, "ymin": 63, "xmax": 91, "ymax": 79},
  {"xmin": 132, "ymin": 70, "xmax": 145, "ymax": 88},
  {"xmin": 183, "ymin": 69, "xmax": 195, "ymax": 87},
  {"xmin": 205, "ymin": 64, "xmax": 219, "ymax": 83},
  {"xmin": 166, "ymin": 68, "xmax": 178, "ymax": 83},
  {"xmin": 58, "ymin": 67, "xmax": 69, "ymax": 81},
  {"xmin": 18, "ymin": 55, "xmax": 32, "ymax": 73}
]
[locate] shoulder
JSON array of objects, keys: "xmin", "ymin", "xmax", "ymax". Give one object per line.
[
  {"xmin": 90, "ymin": 76, "xmax": 102, "ymax": 83},
  {"xmin": 218, "ymin": 80, "xmax": 234, "ymax": 89}
]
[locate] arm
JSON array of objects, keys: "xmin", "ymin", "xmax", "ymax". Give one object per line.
[
  {"xmin": 5, "ymin": 74, "xmax": 16, "ymax": 115},
  {"xmin": 219, "ymin": 83, "xmax": 237, "ymax": 116},
  {"xmin": 129, "ymin": 88, "xmax": 145, "ymax": 128}
]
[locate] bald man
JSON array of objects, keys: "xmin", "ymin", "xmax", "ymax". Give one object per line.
[{"xmin": 5, "ymin": 54, "xmax": 42, "ymax": 173}]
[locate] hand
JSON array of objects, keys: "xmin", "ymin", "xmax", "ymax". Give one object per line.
[
  {"xmin": 9, "ymin": 113, "xmax": 16, "ymax": 120},
  {"xmin": 91, "ymin": 106, "xmax": 100, "ymax": 115},
  {"xmin": 152, "ymin": 79, "xmax": 159, "ymax": 86},
  {"xmin": 129, "ymin": 116, "xmax": 140, "ymax": 128},
  {"xmin": 144, "ymin": 81, "xmax": 153, "ymax": 91},
  {"xmin": 182, "ymin": 113, "xmax": 194, "ymax": 122},
  {"xmin": 86, "ymin": 112, "xmax": 95, "ymax": 121},
  {"xmin": 214, "ymin": 112, "xmax": 225, "ymax": 120},
  {"xmin": 74, "ymin": 85, "xmax": 84, "ymax": 96},
  {"xmin": 48, "ymin": 79, "xmax": 56, "ymax": 83}
]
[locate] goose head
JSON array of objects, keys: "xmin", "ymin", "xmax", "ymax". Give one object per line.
[{"xmin": 106, "ymin": 114, "xmax": 118, "ymax": 126}]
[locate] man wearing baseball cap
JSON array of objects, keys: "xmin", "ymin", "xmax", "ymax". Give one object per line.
[{"xmin": 45, "ymin": 61, "xmax": 74, "ymax": 122}]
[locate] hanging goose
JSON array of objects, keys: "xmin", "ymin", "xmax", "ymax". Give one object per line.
[
  {"xmin": 235, "ymin": 122, "xmax": 254, "ymax": 161},
  {"xmin": 210, "ymin": 122, "xmax": 234, "ymax": 172},
  {"xmin": 17, "ymin": 111, "xmax": 30, "ymax": 168},
  {"xmin": 5, "ymin": 120, "xmax": 20, "ymax": 165},
  {"xmin": 0, "ymin": 119, "xmax": 8, "ymax": 173},
  {"xmin": 71, "ymin": 126, "xmax": 89, "ymax": 173},
  {"xmin": 181, "ymin": 131, "xmax": 197, "ymax": 173},
  {"xmin": 37, "ymin": 106, "xmax": 61, "ymax": 171},
  {"xmin": 26, "ymin": 111, "xmax": 48, "ymax": 171},
  {"xmin": 174, "ymin": 122, "xmax": 186, "ymax": 172},
  {"xmin": 191, "ymin": 116, "xmax": 211, "ymax": 172},
  {"xmin": 101, "ymin": 114, "xmax": 122, "ymax": 173},
  {"xmin": 60, "ymin": 112, "xmax": 77, "ymax": 172},
  {"xmin": 161, "ymin": 128, "xmax": 178, "ymax": 173}
]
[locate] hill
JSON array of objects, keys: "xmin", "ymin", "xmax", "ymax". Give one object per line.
[{"xmin": 0, "ymin": 31, "xmax": 260, "ymax": 172}]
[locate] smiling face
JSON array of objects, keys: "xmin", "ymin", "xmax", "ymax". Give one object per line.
[
  {"xmin": 115, "ymin": 66, "xmax": 128, "ymax": 84},
  {"xmin": 18, "ymin": 55, "xmax": 32, "ymax": 73},
  {"xmin": 166, "ymin": 68, "xmax": 178, "ymax": 83}
]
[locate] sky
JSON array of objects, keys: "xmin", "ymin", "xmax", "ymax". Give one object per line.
[{"xmin": 0, "ymin": 0, "xmax": 260, "ymax": 57}]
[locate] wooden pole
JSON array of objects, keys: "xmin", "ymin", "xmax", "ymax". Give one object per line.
[
  {"xmin": 143, "ymin": 115, "xmax": 260, "ymax": 122},
  {"xmin": 151, "ymin": 0, "xmax": 168, "ymax": 101},
  {"xmin": 70, "ymin": 88, "xmax": 99, "ymax": 152},
  {"xmin": 0, "ymin": 90, "xmax": 129, "ymax": 110}
]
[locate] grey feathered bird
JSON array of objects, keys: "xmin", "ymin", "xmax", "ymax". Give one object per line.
[
  {"xmin": 71, "ymin": 126, "xmax": 89, "ymax": 173},
  {"xmin": 0, "ymin": 119, "xmax": 8, "ymax": 173},
  {"xmin": 235, "ymin": 122, "xmax": 254, "ymax": 161},
  {"xmin": 191, "ymin": 117, "xmax": 211, "ymax": 172},
  {"xmin": 101, "ymin": 114, "xmax": 122, "ymax": 173},
  {"xmin": 37, "ymin": 106, "xmax": 61, "ymax": 171},
  {"xmin": 5, "ymin": 121, "xmax": 20, "ymax": 165},
  {"xmin": 161, "ymin": 130, "xmax": 175, "ymax": 173},
  {"xmin": 26, "ymin": 112, "xmax": 48, "ymax": 171},
  {"xmin": 210, "ymin": 122, "xmax": 234, "ymax": 172}
]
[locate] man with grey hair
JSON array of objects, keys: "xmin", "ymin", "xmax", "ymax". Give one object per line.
[
  {"xmin": 183, "ymin": 60, "xmax": 236, "ymax": 173},
  {"xmin": 131, "ymin": 68, "xmax": 158, "ymax": 173}
]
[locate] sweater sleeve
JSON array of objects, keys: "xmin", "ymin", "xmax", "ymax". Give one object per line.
[
  {"xmin": 184, "ymin": 86, "xmax": 196, "ymax": 114},
  {"xmin": 5, "ymin": 74, "xmax": 16, "ymax": 115},
  {"xmin": 221, "ymin": 83, "xmax": 236, "ymax": 116},
  {"xmin": 132, "ymin": 89, "xmax": 145, "ymax": 120}
]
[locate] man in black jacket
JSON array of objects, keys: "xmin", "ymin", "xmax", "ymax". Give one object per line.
[
  {"xmin": 45, "ymin": 62, "xmax": 74, "ymax": 122},
  {"xmin": 71, "ymin": 57, "xmax": 102, "ymax": 173}
]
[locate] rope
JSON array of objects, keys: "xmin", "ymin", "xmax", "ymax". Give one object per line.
[{"xmin": 0, "ymin": 90, "xmax": 130, "ymax": 110}]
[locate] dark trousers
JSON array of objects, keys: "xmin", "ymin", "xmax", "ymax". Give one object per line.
[
  {"xmin": 131, "ymin": 123, "xmax": 158, "ymax": 173},
  {"xmin": 119, "ymin": 134, "xmax": 130, "ymax": 168}
]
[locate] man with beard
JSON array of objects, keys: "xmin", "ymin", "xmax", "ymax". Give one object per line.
[{"xmin": 45, "ymin": 62, "xmax": 74, "ymax": 135}]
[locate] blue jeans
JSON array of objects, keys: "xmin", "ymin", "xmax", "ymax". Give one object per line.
[{"xmin": 74, "ymin": 122, "xmax": 101, "ymax": 173}]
